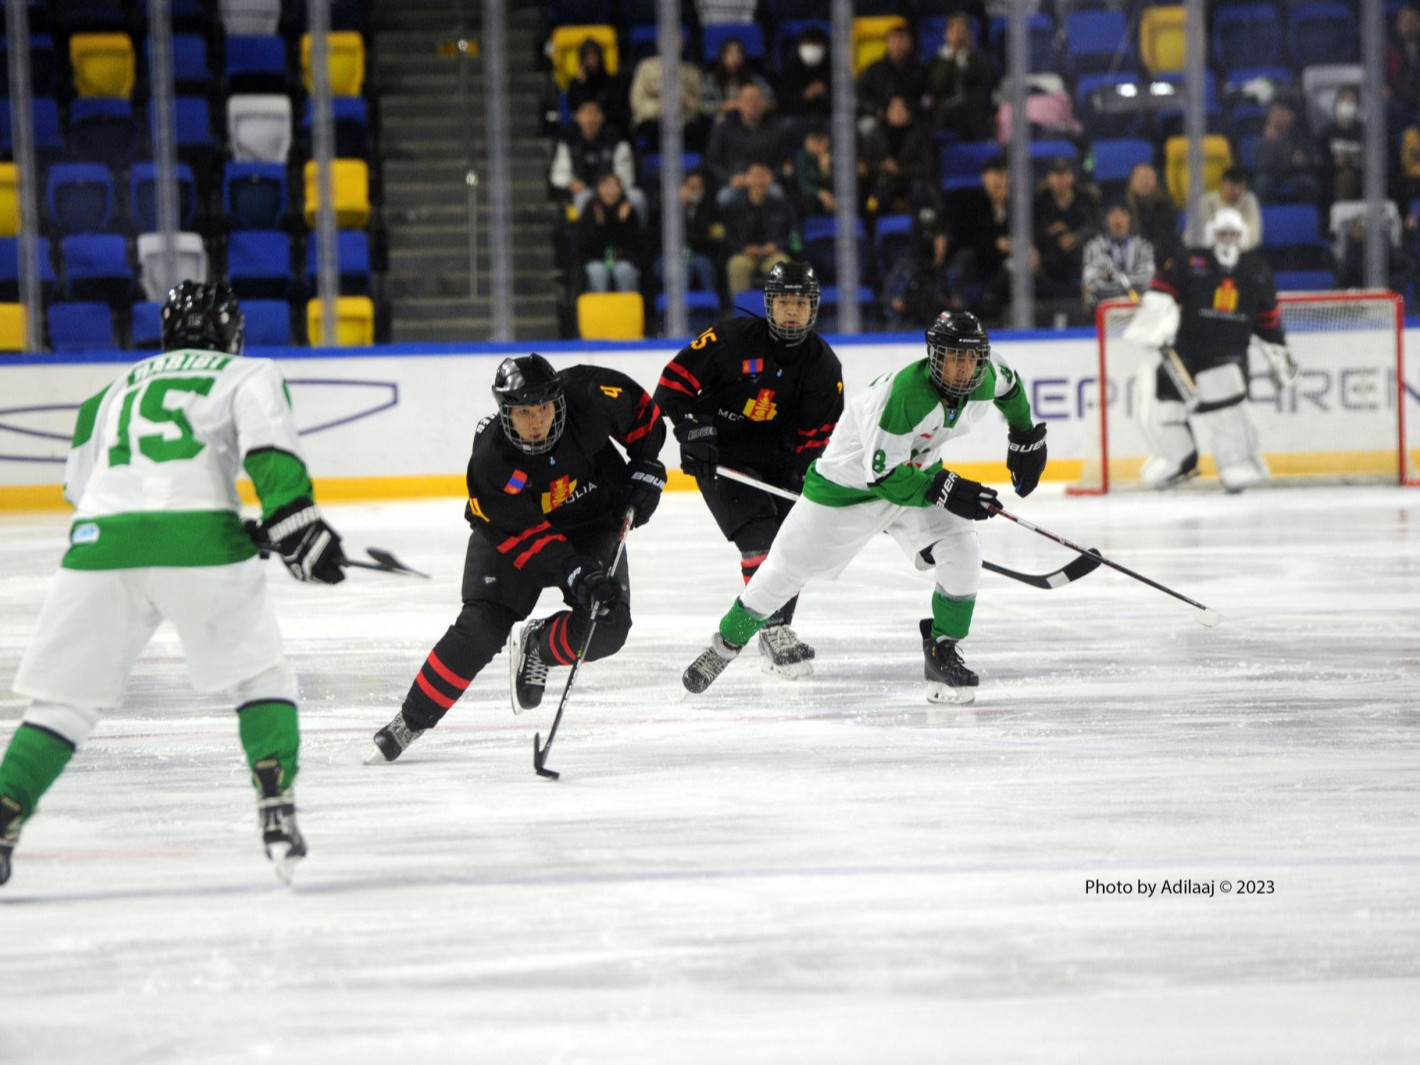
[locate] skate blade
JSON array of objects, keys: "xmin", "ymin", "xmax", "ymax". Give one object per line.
[
  {"xmin": 926, "ymin": 682, "xmax": 976, "ymax": 705},
  {"xmin": 761, "ymin": 658, "xmax": 813, "ymax": 680},
  {"xmin": 363, "ymin": 745, "xmax": 394, "ymax": 766},
  {"xmin": 506, "ymin": 626, "xmax": 524, "ymax": 716},
  {"xmin": 268, "ymin": 846, "xmax": 304, "ymax": 885}
]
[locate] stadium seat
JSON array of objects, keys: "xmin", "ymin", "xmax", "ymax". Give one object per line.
[
  {"xmin": 219, "ymin": 0, "xmax": 282, "ymax": 36},
  {"xmin": 1090, "ymin": 137, "xmax": 1155, "ymax": 188},
  {"xmin": 1272, "ymin": 269, "xmax": 1334, "ymax": 291},
  {"xmin": 0, "ymin": 96, "xmax": 64, "ymax": 159},
  {"xmin": 550, "ymin": 0, "xmax": 614, "ymax": 22},
  {"xmin": 129, "ymin": 162, "xmax": 199, "ymax": 232},
  {"xmin": 802, "ymin": 215, "xmax": 867, "ymax": 285},
  {"xmin": 873, "ymin": 213, "xmax": 914, "ymax": 279},
  {"xmin": 242, "ymin": 298, "xmax": 293, "ymax": 345},
  {"xmin": 0, "ymin": 301, "xmax": 26, "ymax": 351},
  {"xmin": 0, "ymin": 33, "xmax": 57, "ymax": 95},
  {"xmin": 1211, "ymin": 3, "xmax": 1282, "ymax": 72},
  {"xmin": 939, "ymin": 139, "xmax": 1000, "ymax": 192},
  {"xmin": 130, "ymin": 300, "xmax": 163, "ymax": 347},
  {"xmin": 576, "ymin": 291, "xmax": 644, "ymax": 339},
  {"xmin": 60, "ymin": 233, "xmax": 134, "ymax": 303},
  {"xmin": 60, "ymin": 0, "xmax": 128, "ymax": 32},
  {"xmin": 0, "ymin": 236, "xmax": 58, "ymax": 300},
  {"xmin": 1028, "ymin": 138, "xmax": 1080, "ymax": 184},
  {"xmin": 1259, "ymin": 203, "xmax": 1331, "ymax": 269},
  {"xmin": 548, "ymin": 26, "xmax": 618, "ymax": 91},
  {"xmin": 732, "ymin": 286, "xmax": 763, "ymax": 318},
  {"xmin": 224, "ymin": 161, "xmax": 289, "ymax": 229},
  {"xmin": 70, "ymin": 32, "xmax": 136, "ymax": 98},
  {"xmin": 46, "ymin": 164, "xmax": 116, "ymax": 234},
  {"xmin": 1287, "ymin": 1, "xmax": 1357, "ymax": 67},
  {"xmin": 656, "ymin": 291, "xmax": 722, "ymax": 338},
  {"xmin": 305, "ymin": 229, "xmax": 371, "ymax": 294},
  {"xmin": 227, "ymin": 94, "xmax": 293, "ymax": 163},
  {"xmin": 1163, "ymin": 134, "xmax": 1231, "ymax": 205},
  {"xmin": 135, "ymin": 231, "xmax": 209, "ymax": 301},
  {"xmin": 702, "ymin": 23, "xmax": 766, "ymax": 63},
  {"xmin": 224, "ymin": 35, "xmax": 291, "ymax": 95},
  {"xmin": 307, "ymin": 294, "xmax": 376, "ymax": 346},
  {"xmin": 151, "ymin": 33, "xmax": 213, "ymax": 96},
  {"xmin": 301, "ymin": 96, "xmax": 371, "ymax": 158},
  {"xmin": 1152, "ymin": 71, "xmax": 1221, "ymax": 138},
  {"xmin": 0, "ymin": 163, "xmax": 15, "ymax": 237},
  {"xmin": 1063, "ymin": 10, "xmax": 1128, "ymax": 76},
  {"xmin": 67, "ymin": 98, "xmax": 138, "ymax": 168},
  {"xmin": 850, "ymin": 15, "xmax": 909, "ymax": 77},
  {"xmin": 303, "ymin": 159, "xmax": 371, "ymax": 229},
  {"xmin": 301, "ymin": 31, "xmax": 366, "ymax": 97},
  {"xmin": 817, "ymin": 285, "xmax": 876, "ymax": 334},
  {"xmin": 47, "ymin": 301, "xmax": 117, "ymax": 351},
  {"xmin": 1138, "ymin": 5, "xmax": 1185, "ymax": 74},
  {"xmin": 988, "ymin": 13, "xmax": 1056, "ymax": 74},
  {"xmin": 226, "ymin": 229, "xmax": 294, "ymax": 299},
  {"xmin": 153, "ymin": 96, "xmax": 218, "ymax": 163}
]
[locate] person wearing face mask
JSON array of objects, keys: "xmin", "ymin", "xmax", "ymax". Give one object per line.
[
  {"xmin": 925, "ymin": 14, "xmax": 997, "ymax": 141},
  {"xmin": 1121, "ymin": 207, "xmax": 1295, "ymax": 494},
  {"xmin": 1317, "ymin": 87, "xmax": 1365, "ymax": 207},
  {"xmin": 776, "ymin": 24, "xmax": 832, "ymax": 122}
]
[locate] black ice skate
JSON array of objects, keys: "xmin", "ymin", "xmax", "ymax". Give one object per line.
[
  {"xmin": 682, "ymin": 633, "xmax": 742, "ymax": 694},
  {"xmin": 510, "ymin": 619, "xmax": 550, "ymax": 713},
  {"xmin": 757, "ymin": 623, "xmax": 815, "ymax": 679},
  {"xmin": 920, "ymin": 618, "xmax": 979, "ymax": 705},
  {"xmin": 367, "ymin": 709, "xmax": 426, "ymax": 764},
  {"xmin": 0, "ymin": 795, "xmax": 22, "ymax": 887},
  {"xmin": 253, "ymin": 760, "xmax": 306, "ymax": 884}
]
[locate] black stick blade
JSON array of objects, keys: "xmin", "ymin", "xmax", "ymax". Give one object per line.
[
  {"xmin": 366, "ymin": 548, "xmax": 429, "ymax": 578},
  {"xmin": 533, "ymin": 733, "xmax": 559, "ymax": 780}
]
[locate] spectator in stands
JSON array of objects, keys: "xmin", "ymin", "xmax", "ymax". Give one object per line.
[
  {"xmin": 793, "ymin": 125, "xmax": 837, "ymax": 218},
  {"xmin": 629, "ymin": 35, "xmax": 710, "ymax": 151},
  {"xmin": 1317, "ymin": 87, "xmax": 1365, "ymax": 207},
  {"xmin": 660, "ymin": 168, "xmax": 724, "ymax": 297},
  {"xmin": 1337, "ymin": 205, "xmax": 1418, "ymax": 294},
  {"xmin": 1198, "ymin": 166, "xmax": 1262, "ymax": 251},
  {"xmin": 856, "ymin": 24, "xmax": 924, "ymax": 134},
  {"xmin": 945, "ymin": 155, "xmax": 1017, "ymax": 323},
  {"xmin": 548, "ymin": 99, "xmax": 647, "ymax": 222},
  {"xmin": 721, "ymin": 161, "xmax": 794, "ymax": 299},
  {"xmin": 879, "ymin": 202, "xmax": 952, "ymax": 329},
  {"xmin": 576, "ymin": 170, "xmax": 644, "ymax": 295},
  {"xmin": 860, "ymin": 93, "xmax": 940, "ymax": 216},
  {"xmin": 925, "ymin": 14, "xmax": 997, "ymax": 142},
  {"xmin": 1081, "ymin": 201, "xmax": 1155, "ymax": 312},
  {"xmin": 1033, "ymin": 156, "xmax": 1097, "ymax": 301},
  {"xmin": 1252, "ymin": 98, "xmax": 1322, "ymax": 205},
  {"xmin": 775, "ymin": 24, "xmax": 832, "ymax": 124},
  {"xmin": 565, "ymin": 38, "xmax": 628, "ymax": 139},
  {"xmin": 704, "ymin": 83, "xmax": 787, "ymax": 201},
  {"xmin": 705, "ymin": 36, "xmax": 774, "ymax": 124},
  {"xmin": 1126, "ymin": 162, "xmax": 1181, "ymax": 261},
  {"xmin": 1387, "ymin": 4, "xmax": 1420, "ymax": 118},
  {"xmin": 1400, "ymin": 116, "xmax": 1420, "ymax": 203}
]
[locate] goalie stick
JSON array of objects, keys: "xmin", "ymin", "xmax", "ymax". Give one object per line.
[
  {"xmin": 1104, "ymin": 259, "xmax": 1200, "ymax": 410},
  {"xmin": 714, "ymin": 465, "xmax": 1103, "ymax": 590},
  {"xmin": 244, "ymin": 521, "xmax": 429, "ymax": 577},
  {"xmin": 533, "ymin": 506, "xmax": 636, "ymax": 781}
]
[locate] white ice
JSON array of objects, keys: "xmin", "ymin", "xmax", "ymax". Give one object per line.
[{"xmin": 1, "ymin": 486, "xmax": 1418, "ymax": 1064}]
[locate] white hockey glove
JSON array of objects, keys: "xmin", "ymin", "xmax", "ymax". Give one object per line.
[{"xmin": 1258, "ymin": 340, "xmax": 1299, "ymax": 389}]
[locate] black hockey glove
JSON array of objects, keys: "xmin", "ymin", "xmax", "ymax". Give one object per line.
[
  {"xmin": 262, "ymin": 499, "xmax": 346, "ymax": 584},
  {"xmin": 1006, "ymin": 422, "xmax": 1048, "ymax": 498},
  {"xmin": 926, "ymin": 469, "xmax": 999, "ymax": 520},
  {"xmin": 675, "ymin": 416, "xmax": 719, "ymax": 480},
  {"xmin": 565, "ymin": 558, "xmax": 623, "ymax": 617},
  {"xmin": 625, "ymin": 457, "xmax": 667, "ymax": 528}
]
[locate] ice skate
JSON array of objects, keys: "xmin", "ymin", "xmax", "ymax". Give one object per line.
[
  {"xmin": 920, "ymin": 619, "xmax": 978, "ymax": 705},
  {"xmin": 509, "ymin": 619, "xmax": 549, "ymax": 714},
  {"xmin": 367, "ymin": 709, "xmax": 425, "ymax": 764},
  {"xmin": 757, "ymin": 623, "xmax": 815, "ymax": 679},
  {"xmin": 682, "ymin": 633, "xmax": 742, "ymax": 694},
  {"xmin": 253, "ymin": 761, "xmax": 306, "ymax": 884},
  {"xmin": 0, "ymin": 795, "xmax": 22, "ymax": 887},
  {"xmin": 1140, "ymin": 450, "xmax": 1198, "ymax": 491}
]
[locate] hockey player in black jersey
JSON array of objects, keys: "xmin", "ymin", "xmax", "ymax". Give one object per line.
[
  {"xmin": 1123, "ymin": 207, "xmax": 1296, "ymax": 493},
  {"xmin": 369, "ymin": 354, "xmax": 667, "ymax": 762},
  {"xmin": 654, "ymin": 261, "xmax": 844, "ymax": 679}
]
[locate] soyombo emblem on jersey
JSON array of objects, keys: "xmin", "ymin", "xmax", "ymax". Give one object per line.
[
  {"xmin": 742, "ymin": 389, "xmax": 778, "ymax": 422},
  {"xmin": 1213, "ymin": 278, "xmax": 1238, "ymax": 313},
  {"xmin": 541, "ymin": 475, "xmax": 578, "ymax": 512},
  {"xmin": 742, "ymin": 359, "xmax": 764, "ymax": 375},
  {"xmin": 503, "ymin": 469, "xmax": 528, "ymax": 494}
]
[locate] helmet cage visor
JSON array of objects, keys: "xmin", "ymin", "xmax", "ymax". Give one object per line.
[
  {"xmin": 498, "ymin": 389, "xmax": 566, "ymax": 454},
  {"xmin": 764, "ymin": 288, "xmax": 819, "ymax": 344},
  {"xmin": 928, "ymin": 341, "xmax": 989, "ymax": 398}
]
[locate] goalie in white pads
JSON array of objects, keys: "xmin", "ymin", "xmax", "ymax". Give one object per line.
[
  {"xmin": 1122, "ymin": 207, "xmax": 1295, "ymax": 493},
  {"xmin": 681, "ymin": 311, "xmax": 1047, "ymax": 705}
]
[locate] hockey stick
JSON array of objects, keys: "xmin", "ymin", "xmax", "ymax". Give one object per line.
[
  {"xmin": 1105, "ymin": 261, "xmax": 1199, "ymax": 410},
  {"xmin": 714, "ymin": 465, "xmax": 1103, "ymax": 590},
  {"xmin": 244, "ymin": 521, "xmax": 429, "ymax": 578},
  {"xmin": 533, "ymin": 506, "xmax": 636, "ymax": 781},
  {"xmin": 988, "ymin": 504, "xmax": 1222, "ymax": 626}
]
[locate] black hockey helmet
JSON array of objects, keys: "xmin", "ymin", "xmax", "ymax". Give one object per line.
[
  {"xmin": 160, "ymin": 280, "xmax": 244, "ymax": 354},
  {"xmin": 492, "ymin": 353, "xmax": 566, "ymax": 454},
  {"xmin": 925, "ymin": 310, "xmax": 991, "ymax": 398},
  {"xmin": 763, "ymin": 260, "xmax": 820, "ymax": 345}
]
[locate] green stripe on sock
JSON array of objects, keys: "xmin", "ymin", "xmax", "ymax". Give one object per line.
[
  {"xmin": 931, "ymin": 591, "xmax": 976, "ymax": 642},
  {"xmin": 0, "ymin": 724, "xmax": 76, "ymax": 820},
  {"xmin": 237, "ymin": 701, "xmax": 301, "ymax": 790}
]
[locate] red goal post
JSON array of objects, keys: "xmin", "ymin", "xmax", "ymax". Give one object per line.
[{"xmin": 1073, "ymin": 289, "xmax": 1415, "ymax": 494}]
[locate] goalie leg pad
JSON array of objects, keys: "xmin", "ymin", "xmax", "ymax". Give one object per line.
[
  {"xmin": 1191, "ymin": 363, "xmax": 1268, "ymax": 492},
  {"xmin": 1138, "ymin": 394, "xmax": 1198, "ymax": 490}
]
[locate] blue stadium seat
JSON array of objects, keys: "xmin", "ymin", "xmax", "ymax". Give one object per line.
[
  {"xmin": 67, "ymin": 98, "xmax": 138, "ymax": 168},
  {"xmin": 873, "ymin": 212, "xmax": 914, "ymax": 278},
  {"xmin": 60, "ymin": 232, "xmax": 134, "ymax": 303},
  {"xmin": 47, "ymin": 301, "xmax": 117, "ymax": 351},
  {"xmin": 129, "ymin": 162, "xmax": 199, "ymax": 232},
  {"xmin": 988, "ymin": 13, "xmax": 1056, "ymax": 73},
  {"xmin": 223, "ymin": 161, "xmax": 289, "ymax": 229},
  {"xmin": 1062, "ymin": 10, "xmax": 1127, "ymax": 76},
  {"xmin": 225, "ymin": 35, "xmax": 291, "ymax": 94},
  {"xmin": 656, "ymin": 291, "xmax": 722, "ymax": 337},
  {"xmin": 1287, "ymin": 1, "xmax": 1357, "ymax": 67},
  {"xmin": 130, "ymin": 300, "xmax": 163, "ymax": 347},
  {"xmin": 801, "ymin": 215, "xmax": 867, "ymax": 285},
  {"xmin": 242, "ymin": 298, "xmax": 293, "ymax": 345},
  {"xmin": 46, "ymin": 163, "xmax": 116, "ymax": 234},
  {"xmin": 1028, "ymin": 138, "xmax": 1080, "ymax": 184},
  {"xmin": 305, "ymin": 229, "xmax": 371, "ymax": 295},
  {"xmin": 148, "ymin": 33, "xmax": 213, "ymax": 96},
  {"xmin": 59, "ymin": 0, "xmax": 128, "ymax": 32},
  {"xmin": 1212, "ymin": 3, "xmax": 1282, "ymax": 71},
  {"xmin": 0, "ymin": 33, "xmax": 57, "ymax": 95},
  {"xmin": 817, "ymin": 285, "xmax": 876, "ymax": 333},
  {"xmin": 1091, "ymin": 137, "xmax": 1155, "ymax": 186},
  {"xmin": 165, "ymin": 95, "xmax": 218, "ymax": 159},
  {"xmin": 702, "ymin": 23, "xmax": 766, "ymax": 62},
  {"xmin": 0, "ymin": 96, "xmax": 64, "ymax": 158},
  {"xmin": 301, "ymin": 96, "xmax": 370, "ymax": 158},
  {"xmin": 1260, "ymin": 204, "xmax": 1331, "ymax": 269},
  {"xmin": 226, "ymin": 228, "xmax": 293, "ymax": 298},
  {"xmin": 733, "ymin": 286, "xmax": 765, "ymax": 318},
  {"xmin": 0, "ymin": 235, "xmax": 57, "ymax": 300},
  {"xmin": 939, "ymin": 139, "xmax": 1000, "ymax": 192},
  {"xmin": 1273, "ymin": 268, "xmax": 1335, "ymax": 291},
  {"xmin": 624, "ymin": 24, "xmax": 662, "ymax": 65}
]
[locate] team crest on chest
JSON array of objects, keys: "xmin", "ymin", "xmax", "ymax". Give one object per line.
[
  {"xmin": 742, "ymin": 389, "xmax": 778, "ymax": 421},
  {"xmin": 541, "ymin": 474, "xmax": 578, "ymax": 512},
  {"xmin": 1213, "ymin": 277, "xmax": 1238, "ymax": 312}
]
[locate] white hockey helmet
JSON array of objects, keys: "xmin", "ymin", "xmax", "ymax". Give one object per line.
[{"xmin": 1206, "ymin": 207, "xmax": 1246, "ymax": 270}]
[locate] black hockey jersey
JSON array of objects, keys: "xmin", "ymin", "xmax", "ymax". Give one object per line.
[
  {"xmin": 464, "ymin": 365, "xmax": 665, "ymax": 585},
  {"xmin": 654, "ymin": 315, "xmax": 844, "ymax": 477},
  {"xmin": 1150, "ymin": 247, "xmax": 1286, "ymax": 367}
]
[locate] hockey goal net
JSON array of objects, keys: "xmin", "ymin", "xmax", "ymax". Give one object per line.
[{"xmin": 1074, "ymin": 289, "xmax": 1416, "ymax": 493}]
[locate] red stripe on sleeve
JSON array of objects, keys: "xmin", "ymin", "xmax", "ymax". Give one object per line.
[
  {"xmin": 657, "ymin": 376, "xmax": 696, "ymax": 398},
  {"xmin": 1151, "ymin": 279, "xmax": 1180, "ymax": 300},
  {"xmin": 664, "ymin": 360, "xmax": 701, "ymax": 391}
]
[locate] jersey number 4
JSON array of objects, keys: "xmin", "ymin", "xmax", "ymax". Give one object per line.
[{"xmin": 108, "ymin": 376, "xmax": 216, "ymax": 467}]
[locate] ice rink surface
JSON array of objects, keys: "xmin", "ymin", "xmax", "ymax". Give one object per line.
[{"xmin": 1, "ymin": 485, "xmax": 1417, "ymax": 1064}]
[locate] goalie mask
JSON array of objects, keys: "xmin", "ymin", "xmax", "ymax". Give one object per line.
[
  {"xmin": 763, "ymin": 261, "xmax": 820, "ymax": 345},
  {"xmin": 161, "ymin": 280, "xmax": 244, "ymax": 354},
  {"xmin": 925, "ymin": 310, "xmax": 991, "ymax": 399},
  {"xmin": 492, "ymin": 354, "xmax": 566, "ymax": 455},
  {"xmin": 1206, "ymin": 207, "xmax": 1246, "ymax": 271}
]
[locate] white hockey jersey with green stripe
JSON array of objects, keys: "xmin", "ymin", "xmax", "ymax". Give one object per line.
[
  {"xmin": 805, "ymin": 357, "xmax": 1033, "ymax": 508},
  {"xmin": 62, "ymin": 349, "xmax": 315, "ymax": 570}
]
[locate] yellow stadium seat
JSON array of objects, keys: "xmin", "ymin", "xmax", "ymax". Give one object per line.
[
  {"xmin": 1164, "ymin": 134, "xmax": 1233, "ymax": 206},
  {"xmin": 303, "ymin": 158, "xmax": 370, "ymax": 228},
  {"xmin": 851, "ymin": 15, "xmax": 909, "ymax": 77},
  {"xmin": 577, "ymin": 292, "xmax": 644, "ymax": 340},
  {"xmin": 69, "ymin": 32, "xmax": 136, "ymax": 98},
  {"xmin": 0, "ymin": 303, "xmax": 26, "ymax": 352},
  {"xmin": 301, "ymin": 31, "xmax": 366, "ymax": 96},
  {"xmin": 307, "ymin": 296, "xmax": 375, "ymax": 347},
  {"xmin": 0, "ymin": 164, "xmax": 18, "ymax": 238},
  {"xmin": 1139, "ymin": 5, "xmax": 1187, "ymax": 75},
  {"xmin": 549, "ymin": 25, "xmax": 619, "ymax": 92}
]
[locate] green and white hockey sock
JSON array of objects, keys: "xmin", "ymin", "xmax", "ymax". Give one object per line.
[
  {"xmin": 930, "ymin": 590, "xmax": 976, "ymax": 642},
  {"xmin": 237, "ymin": 700, "xmax": 300, "ymax": 791},
  {"xmin": 0, "ymin": 723, "xmax": 76, "ymax": 820},
  {"xmin": 719, "ymin": 598, "xmax": 772, "ymax": 650}
]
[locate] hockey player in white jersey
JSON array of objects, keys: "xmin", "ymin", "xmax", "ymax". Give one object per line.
[
  {"xmin": 681, "ymin": 310, "xmax": 1048, "ymax": 704},
  {"xmin": 0, "ymin": 281, "xmax": 344, "ymax": 887}
]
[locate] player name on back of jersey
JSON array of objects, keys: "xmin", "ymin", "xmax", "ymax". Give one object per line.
[{"xmin": 128, "ymin": 350, "xmax": 233, "ymax": 384}]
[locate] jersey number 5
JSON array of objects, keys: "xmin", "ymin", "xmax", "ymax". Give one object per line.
[{"xmin": 108, "ymin": 376, "xmax": 216, "ymax": 467}]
